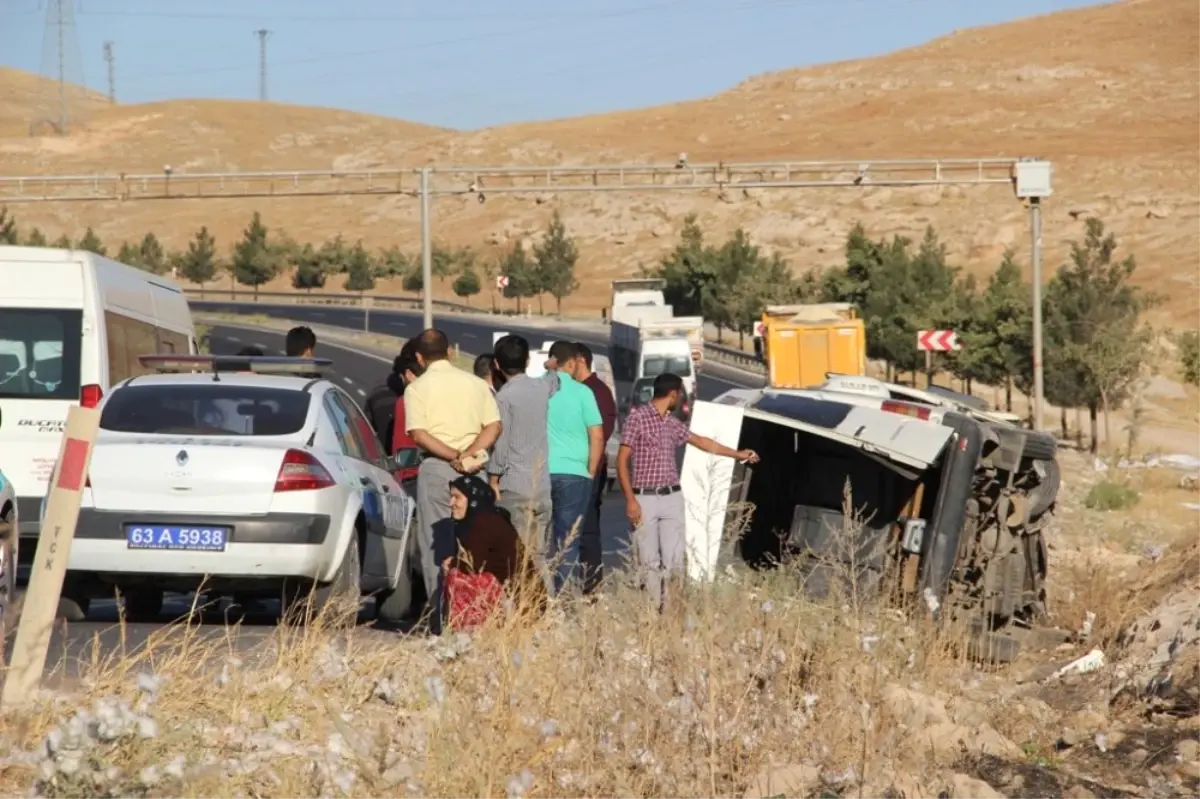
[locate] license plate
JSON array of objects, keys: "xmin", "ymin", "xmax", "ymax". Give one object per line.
[{"xmin": 125, "ymin": 525, "xmax": 229, "ymax": 552}]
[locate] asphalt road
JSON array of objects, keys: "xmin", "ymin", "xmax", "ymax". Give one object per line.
[
  {"xmin": 26, "ymin": 311, "xmax": 762, "ymax": 677},
  {"xmin": 192, "ymin": 301, "xmax": 757, "ymax": 401}
]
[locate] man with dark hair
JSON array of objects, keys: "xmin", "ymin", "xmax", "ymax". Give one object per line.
[
  {"xmin": 285, "ymin": 326, "xmax": 317, "ymax": 357},
  {"xmin": 362, "ymin": 353, "xmax": 409, "ymax": 452},
  {"xmin": 390, "ymin": 339, "xmax": 425, "ymax": 482},
  {"xmin": 617, "ymin": 372, "xmax": 759, "ymax": 612},
  {"xmin": 473, "ymin": 352, "xmax": 504, "ymax": 393},
  {"xmin": 405, "ymin": 328, "xmax": 501, "ymax": 627},
  {"xmin": 487, "ymin": 334, "xmax": 556, "ymax": 546},
  {"xmin": 571, "ymin": 341, "xmax": 617, "ymax": 595},
  {"xmin": 544, "ymin": 340, "xmax": 604, "ymax": 593}
]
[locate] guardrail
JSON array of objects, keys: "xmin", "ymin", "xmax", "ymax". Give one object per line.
[{"xmin": 186, "ymin": 289, "xmax": 770, "ymax": 374}]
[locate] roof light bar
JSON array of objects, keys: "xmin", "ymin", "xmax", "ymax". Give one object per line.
[{"xmin": 137, "ymin": 354, "xmax": 332, "ymax": 376}]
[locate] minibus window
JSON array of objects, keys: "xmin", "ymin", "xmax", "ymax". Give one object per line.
[{"xmin": 0, "ymin": 309, "xmax": 83, "ymax": 400}]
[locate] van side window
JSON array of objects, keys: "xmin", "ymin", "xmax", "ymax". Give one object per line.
[
  {"xmin": 156, "ymin": 327, "xmax": 188, "ymax": 355},
  {"xmin": 104, "ymin": 312, "xmax": 163, "ymax": 384}
]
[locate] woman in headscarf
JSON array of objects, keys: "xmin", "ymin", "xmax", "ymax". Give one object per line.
[{"xmin": 441, "ymin": 475, "xmax": 544, "ymax": 630}]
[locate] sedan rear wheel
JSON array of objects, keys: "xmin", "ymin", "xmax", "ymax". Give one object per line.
[{"xmin": 281, "ymin": 531, "xmax": 362, "ymax": 626}]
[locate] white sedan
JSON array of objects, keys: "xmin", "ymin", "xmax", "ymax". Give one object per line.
[
  {"xmin": 51, "ymin": 354, "xmax": 418, "ymax": 623},
  {"xmin": 0, "ymin": 465, "xmax": 17, "ymax": 634}
]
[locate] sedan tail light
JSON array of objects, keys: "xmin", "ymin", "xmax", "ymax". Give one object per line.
[
  {"xmin": 274, "ymin": 449, "xmax": 336, "ymax": 492},
  {"xmin": 80, "ymin": 384, "xmax": 103, "ymax": 408}
]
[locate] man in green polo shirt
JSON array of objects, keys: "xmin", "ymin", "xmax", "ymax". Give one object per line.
[{"xmin": 545, "ymin": 341, "xmax": 604, "ymax": 594}]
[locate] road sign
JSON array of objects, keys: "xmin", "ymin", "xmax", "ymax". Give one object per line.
[
  {"xmin": 752, "ymin": 321, "xmax": 765, "ymax": 338},
  {"xmin": 496, "ymin": 275, "xmax": 509, "ymax": 290},
  {"xmin": 917, "ymin": 330, "xmax": 961, "ymax": 352}
]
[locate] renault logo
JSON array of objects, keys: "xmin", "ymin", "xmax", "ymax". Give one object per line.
[{"xmin": 176, "ymin": 450, "xmax": 189, "ymax": 467}]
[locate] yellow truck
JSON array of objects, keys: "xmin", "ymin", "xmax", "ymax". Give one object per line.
[{"xmin": 755, "ymin": 303, "xmax": 867, "ymax": 389}]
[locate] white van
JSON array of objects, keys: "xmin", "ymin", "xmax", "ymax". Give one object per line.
[
  {"xmin": 639, "ymin": 337, "xmax": 697, "ymax": 399},
  {"xmin": 0, "ymin": 246, "xmax": 196, "ymax": 543}
]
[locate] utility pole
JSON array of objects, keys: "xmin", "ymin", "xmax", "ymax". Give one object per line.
[
  {"xmin": 1030, "ymin": 197, "xmax": 1045, "ymax": 430},
  {"xmin": 419, "ymin": 167, "xmax": 433, "ymax": 330},
  {"xmin": 254, "ymin": 29, "xmax": 271, "ymax": 102},
  {"xmin": 55, "ymin": 0, "xmax": 66, "ymax": 132},
  {"xmin": 103, "ymin": 42, "xmax": 115, "ymax": 104}
]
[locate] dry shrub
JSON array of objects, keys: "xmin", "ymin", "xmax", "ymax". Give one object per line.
[{"xmin": 0, "ymin": 516, "xmax": 1030, "ymax": 798}]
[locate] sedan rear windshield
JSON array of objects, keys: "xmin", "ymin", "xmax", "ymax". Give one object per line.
[
  {"xmin": 0, "ymin": 308, "xmax": 83, "ymax": 401},
  {"xmin": 100, "ymin": 385, "xmax": 311, "ymax": 436}
]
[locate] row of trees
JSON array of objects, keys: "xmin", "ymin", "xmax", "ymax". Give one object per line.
[
  {"xmin": 648, "ymin": 214, "xmax": 1172, "ymax": 452},
  {"xmin": 0, "ymin": 207, "xmax": 582, "ymax": 313},
  {"xmin": 0, "ymin": 206, "xmax": 1182, "ymax": 451}
]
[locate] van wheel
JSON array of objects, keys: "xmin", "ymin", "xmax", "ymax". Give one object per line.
[{"xmin": 282, "ymin": 532, "xmax": 362, "ymax": 626}]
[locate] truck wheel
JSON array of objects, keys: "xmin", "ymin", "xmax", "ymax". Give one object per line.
[
  {"xmin": 1027, "ymin": 458, "xmax": 1061, "ymax": 518},
  {"xmin": 282, "ymin": 532, "xmax": 362, "ymax": 626},
  {"xmin": 1021, "ymin": 431, "xmax": 1059, "ymax": 461}
]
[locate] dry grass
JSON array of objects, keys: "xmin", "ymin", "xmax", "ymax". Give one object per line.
[
  {"xmin": 0, "ymin": 569, "xmax": 967, "ymax": 799},
  {"xmin": 1, "ymin": 504, "xmax": 1193, "ymax": 798},
  {"xmin": 0, "ymin": 0, "xmax": 1196, "ymax": 324}
]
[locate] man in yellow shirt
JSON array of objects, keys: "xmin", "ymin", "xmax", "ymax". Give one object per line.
[{"xmin": 405, "ymin": 329, "xmax": 501, "ymax": 629}]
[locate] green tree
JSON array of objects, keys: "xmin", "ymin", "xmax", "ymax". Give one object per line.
[
  {"xmin": 500, "ymin": 240, "xmax": 535, "ymax": 313},
  {"xmin": 291, "ymin": 243, "xmax": 326, "ymax": 292},
  {"xmin": 138, "ymin": 232, "xmax": 167, "ymax": 274},
  {"xmin": 117, "ymin": 241, "xmax": 143, "ymax": 267},
  {"xmin": 958, "ymin": 250, "xmax": 1031, "ymax": 409},
  {"xmin": 0, "ymin": 207, "xmax": 18, "ymax": 244},
  {"xmin": 1179, "ymin": 330, "xmax": 1199, "ymax": 385},
  {"xmin": 24, "ymin": 227, "xmax": 47, "ymax": 247},
  {"xmin": 376, "ymin": 246, "xmax": 410, "ymax": 282},
  {"xmin": 533, "ymin": 211, "xmax": 579, "ymax": 315},
  {"xmin": 1043, "ymin": 217, "xmax": 1151, "ymax": 451},
  {"xmin": 177, "ymin": 226, "xmax": 220, "ymax": 296},
  {"xmin": 52, "ymin": 233, "xmax": 71, "ymax": 248},
  {"xmin": 77, "ymin": 227, "xmax": 106, "ymax": 256},
  {"xmin": 452, "ymin": 267, "xmax": 481, "ymax": 305},
  {"xmin": 230, "ymin": 211, "xmax": 277, "ymax": 299},
  {"xmin": 431, "ymin": 243, "xmax": 456, "ymax": 286},
  {"xmin": 317, "ymin": 235, "xmax": 350, "ymax": 274},
  {"xmin": 343, "ymin": 241, "xmax": 376, "ymax": 296},
  {"xmin": 402, "ymin": 265, "xmax": 424, "ymax": 295},
  {"xmin": 655, "ymin": 214, "xmax": 718, "ymax": 319}
]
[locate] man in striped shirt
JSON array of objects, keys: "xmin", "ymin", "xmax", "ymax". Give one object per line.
[{"xmin": 617, "ymin": 372, "xmax": 758, "ymax": 612}]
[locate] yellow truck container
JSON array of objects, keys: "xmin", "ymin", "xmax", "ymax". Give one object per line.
[{"xmin": 759, "ymin": 303, "xmax": 867, "ymax": 389}]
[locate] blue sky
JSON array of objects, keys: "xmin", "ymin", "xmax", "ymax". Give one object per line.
[{"xmin": 1, "ymin": 0, "xmax": 1105, "ymax": 130}]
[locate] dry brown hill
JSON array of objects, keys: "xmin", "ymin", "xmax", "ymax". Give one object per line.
[{"xmin": 0, "ymin": 0, "xmax": 1195, "ymax": 322}]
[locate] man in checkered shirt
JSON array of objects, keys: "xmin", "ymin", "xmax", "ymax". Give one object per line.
[{"xmin": 616, "ymin": 372, "xmax": 759, "ymax": 611}]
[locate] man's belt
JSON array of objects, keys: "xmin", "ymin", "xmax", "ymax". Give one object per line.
[{"xmin": 632, "ymin": 484, "xmax": 681, "ymax": 496}]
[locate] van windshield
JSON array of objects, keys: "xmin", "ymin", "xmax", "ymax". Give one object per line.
[
  {"xmin": 0, "ymin": 309, "xmax": 83, "ymax": 401},
  {"xmin": 642, "ymin": 355, "xmax": 692, "ymax": 378}
]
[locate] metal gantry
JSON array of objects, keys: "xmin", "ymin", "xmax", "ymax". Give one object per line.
[{"xmin": 0, "ymin": 156, "xmax": 1053, "ymax": 428}]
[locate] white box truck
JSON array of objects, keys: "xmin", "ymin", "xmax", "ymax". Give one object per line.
[{"xmin": 608, "ymin": 279, "xmax": 704, "ymax": 399}]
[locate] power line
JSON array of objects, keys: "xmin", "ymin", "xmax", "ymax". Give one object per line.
[{"xmin": 254, "ymin": 28, "xmax": 271, "ymax": 102}]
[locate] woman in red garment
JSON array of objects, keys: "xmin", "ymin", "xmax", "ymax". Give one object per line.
[{"xmin": 442, "ymin": 475, "xmax": 544, "ymax": 629}]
